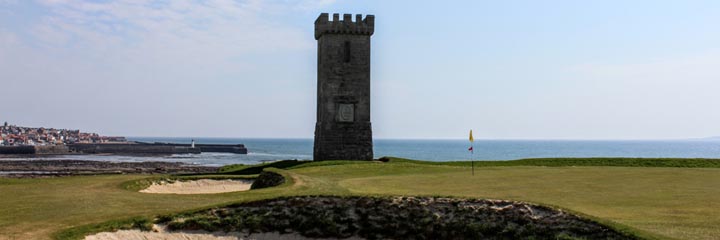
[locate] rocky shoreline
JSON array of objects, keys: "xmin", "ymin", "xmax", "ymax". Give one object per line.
[{"xmin": 0, "ymin": 160, "xmax": 218, "ymax": 177}]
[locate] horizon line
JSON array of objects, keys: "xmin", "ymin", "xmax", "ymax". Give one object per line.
[{"xmin": 125, "ymin": 136, "xmax": 720, "ymax": 141}]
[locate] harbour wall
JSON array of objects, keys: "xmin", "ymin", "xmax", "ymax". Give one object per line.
[
  {"xmin": 0, "ymin": 145, "xmax": 70, "ymax": 155},
  {"xmin": 194, "ymin": 144, "xmax": 248, "ymax": 154},
  {"xmin": 1, "ymin": 143, "xmax": 245, "ymax": 155}
]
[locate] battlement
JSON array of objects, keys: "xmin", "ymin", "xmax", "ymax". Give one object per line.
[{"xmin": 315, "ymin": 13, "xmax": 374, "ymax": 40}]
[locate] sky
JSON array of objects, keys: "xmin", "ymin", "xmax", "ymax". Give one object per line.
[{"xmin": 1, "ymin": 0, "xmax": 719, "ymax": 140}]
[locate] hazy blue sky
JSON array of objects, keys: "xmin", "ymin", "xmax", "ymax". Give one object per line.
[{"xmin": 1, "ymin": 0, "xmax": 719, "ymax": 139}]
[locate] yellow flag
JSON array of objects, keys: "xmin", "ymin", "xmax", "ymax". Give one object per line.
[{"xmin": 469, "ymin": 130, "xmax": 474, "ymax": 142}]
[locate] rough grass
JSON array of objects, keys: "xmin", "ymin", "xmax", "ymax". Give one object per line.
[
  {"xmin": 53, "ymin": 217, "xmax": 152, "ymax": 240},
  {"xmin": 2, "ymin": 158, "xmax": 720, "ymax": 239},
  {"xmin": 160, "ymin": 196, "xmax": 640, "ymax": 240}
]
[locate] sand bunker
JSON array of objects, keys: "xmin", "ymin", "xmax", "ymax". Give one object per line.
[
  {"xmin": 84, "ymin": 224, "xmax": 348, "ymax": 240},
  {"xmin": 140, "ymin": 179, "xmax": 253, "ymax": 194}
]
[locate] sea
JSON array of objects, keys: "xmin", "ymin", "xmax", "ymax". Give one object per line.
[{"xmin": 3, "ymin": 137, "xmax": 719, "ymax": 166}]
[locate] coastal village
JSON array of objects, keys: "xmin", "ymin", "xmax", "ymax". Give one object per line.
[
  {"xmin": 0, "ymin": 122, "xmax": 126, "ymax": 146},
  {"xmin": 0, "ymin": 121, "xmax": 247, "ymax": 155}
]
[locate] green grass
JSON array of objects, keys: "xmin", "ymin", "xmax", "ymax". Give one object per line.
[
  {"xmin": 0, "ymin": 171, "xmax": 299, "ymax": 240},
  {"xmin": 53, "ymin": 217, "xmax": 153, "ymax": 240},
  {"xmin": 219, "ymin": 160, "xmax": 308, "ymax": 174},
  {"xmin": 221, "ymin": 157, "xmax": 720, "ymax": 174},
  {"xmin": 388, "ymin": 157, "xmax": 720, "ymax": 168},
  {"xmin": 292, "ymin": 162, "xmax": 720, "ymax": 240},
  {"xmin": 218, "ymin": 159, "xmax": 376, "ymax": 174},
  {"xmin": 1, "ymin": 158, "xmax": 720, "ymax": 239}
]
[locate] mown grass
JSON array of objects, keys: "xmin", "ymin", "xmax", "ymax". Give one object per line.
[
  {"xmin": 389, "ymin": 157, "xmax": 720, "ymax": 168},
  {"xmin": 1, "ymin": 158, "xmax": 720, "ymax": 240},
  {"xmin": 221, "ymin": 157, "xmax": 720, "ymax": 174},
  {"xmin": 219, "ymin": 160, "xmax": 307, "ymax": 174},
  {"xmin": 52, "ymin": 168, "xmax": 296, "ymax": 240},
  {"xmin": 0, "ymin": 172, "xmax": 299, "ymax": 240},
  {"xmin": 293, "ymin": 162, "xmax": 720, "ymax": 240}
]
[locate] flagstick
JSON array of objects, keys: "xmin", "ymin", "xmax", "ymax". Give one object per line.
[
  {"xmin": 469, "ymin": 129, "xmax": 475, "ymax": 176},
  {"xmin": 471, "ymin": 142, "xmax": 474, "ymax": 176}
]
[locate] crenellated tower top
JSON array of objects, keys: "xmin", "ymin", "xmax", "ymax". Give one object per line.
[{"xmin": 315, "ymin": 13, "xmax": 375, "ymax": 40}]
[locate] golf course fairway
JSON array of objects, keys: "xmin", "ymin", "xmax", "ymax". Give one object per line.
[{"xmin": 1, "ymin": 158, "xmax": 718, "ymax": 240}]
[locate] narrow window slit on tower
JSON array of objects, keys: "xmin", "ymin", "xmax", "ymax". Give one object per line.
[{"xmin": 344, "ymin": 41, "xmax": 351, "ymax": 63}]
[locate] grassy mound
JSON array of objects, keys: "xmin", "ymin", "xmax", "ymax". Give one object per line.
[{"xmin": 250, "ymin": 170, "xmax": 285, "ymax": 189}]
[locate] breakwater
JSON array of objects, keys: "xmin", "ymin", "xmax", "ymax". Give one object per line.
[
  {"xmin": 144, "ymin": 142, "xmax": 248, "ymax": 154},
  {"xmin": 66, "ymin": 142, "xmax": 248, "ymax": 155},
  {"xmin": 68, "ymin": 143, "xmax": 201, "ymax": 154}
]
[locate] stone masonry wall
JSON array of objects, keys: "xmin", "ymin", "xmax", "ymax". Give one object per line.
[{"xmin": 314, "ymin": 13, "xmax": 375, "ymax": 161}]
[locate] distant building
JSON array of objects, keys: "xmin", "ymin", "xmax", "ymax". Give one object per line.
[{"xmin": 0, "ymin": 123, "xmax": 126, "ymax": 146}]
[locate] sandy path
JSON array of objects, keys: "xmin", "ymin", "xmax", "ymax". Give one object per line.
[
  {"xmin": 84, "ymin": 225, "xmax": 363, "ymax": 240},
  {"xmin": 140, "ymin": 179, "xmax": 253, "ymax": 194}
]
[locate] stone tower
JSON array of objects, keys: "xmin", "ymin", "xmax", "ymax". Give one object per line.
[{"xmin": 313, "ymin": 13, "xmax": 375, "ymax": 161}]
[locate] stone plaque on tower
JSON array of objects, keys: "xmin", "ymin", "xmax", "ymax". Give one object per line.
[{"xmin": 313, "ymin": 13, "xmax": 375, "ymax": 161}]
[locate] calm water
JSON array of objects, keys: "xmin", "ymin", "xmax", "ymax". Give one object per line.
[{"xmin": 3, "ymin": 137, "xmax": 719, "ymax": 166}]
